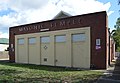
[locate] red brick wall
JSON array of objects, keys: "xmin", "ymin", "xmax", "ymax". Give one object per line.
[{"xmin": 9, "ymin": 11, "xmax": 108, "ymax": 69}]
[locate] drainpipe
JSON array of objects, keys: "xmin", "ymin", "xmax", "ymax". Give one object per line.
[{"xmin": 108, "ymin": 28, "xmax": 111, "ymax": 66}]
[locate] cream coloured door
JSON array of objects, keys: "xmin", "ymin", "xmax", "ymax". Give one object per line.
[
  {"xmin": 17, "ymin": 38, "xmax": 28, "ymax": 63},
  {"xmin": 55, "ymin": 35, "xmax": 68, "ymax": 67},
  {"xmin": 72, "ymin": 33, "xmax": 90, "ymax": 68},
  {"xmin": 28, "ymin": 37, "xmax": 40, "ymax": 65},
  {"xmin": 40, "ymin": 36, "xmax": 52, "ymax": 65}
]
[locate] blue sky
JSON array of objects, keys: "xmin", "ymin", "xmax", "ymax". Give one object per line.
[
  {"xmin": 0, "ymin": 8, "xmax": 15, "ymax": 16},
  {"xmin": 0, "ymin": 0, "xmax": 119, "ymax": 38},
  {"xmin": 98, "ymin": 0, "xmax": 120, "ymax": 30}
]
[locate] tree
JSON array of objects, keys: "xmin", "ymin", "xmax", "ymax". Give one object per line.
[{"xmin": 112, "ymin": 17, "xmax": 120, "ymax": 52}]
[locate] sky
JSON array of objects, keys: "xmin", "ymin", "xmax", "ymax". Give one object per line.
[{"xmin": 0, "ymin": 0, "xmax": 120, "ymax": 38}]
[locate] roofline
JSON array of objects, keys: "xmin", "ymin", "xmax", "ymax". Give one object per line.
[
  {"xmin": 52, "ymin": 11, "xmax": 72, "ymax": 20},
  {"xmin": 10, "ymin": 11, "xmax": 107, "ymax": 29}
]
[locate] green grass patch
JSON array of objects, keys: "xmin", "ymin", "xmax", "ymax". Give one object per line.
[{"xmin": 0, "ymin": 62, "xmax": 103, "ymax": 83}]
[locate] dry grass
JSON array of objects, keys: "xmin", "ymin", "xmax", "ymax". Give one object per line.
[{"xmin": 0, "ymin": 62, "xmax": 103, "ymax": 83}]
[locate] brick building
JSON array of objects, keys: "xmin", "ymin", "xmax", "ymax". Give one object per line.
[{"xmin": 9, "ymin": 11, "xmax": 115, "ymax": 69}]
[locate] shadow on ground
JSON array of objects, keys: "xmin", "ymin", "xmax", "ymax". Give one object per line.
[
  {"xmin": 97, "ymin": 56, "xmax": 120, "ymax": 83},
  {"xmin": 0, "ymin": 60, "xmax": 85, "ymax": 72}
]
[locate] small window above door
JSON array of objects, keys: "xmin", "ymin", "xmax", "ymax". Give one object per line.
[
  {"xmin": 41, "ymin": 36, "xmax": 50, "ymax": 43},
  {"xmin": 18, "ymin": 38, "xmax": 24, "ymax": 45},
  {"xmin": 55, "ymin": 35, "xmax": 66, "ymax": 42},
  {"xmin": 29, "ymin": 37, "xmax": 36, "ymax": 44},
  {"xmin": 72, "ymin": 33, "xmax": 86, "ymax": 42}
]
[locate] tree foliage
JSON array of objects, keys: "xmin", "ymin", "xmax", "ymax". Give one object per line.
[{"xmin": 112, "ymin": 17, "xmax": 120, "ymax": 52}]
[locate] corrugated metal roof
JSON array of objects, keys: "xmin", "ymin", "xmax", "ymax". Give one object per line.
[{"xmin": 0, "ymin": 38, "xmax": 9, "ymax": 44}]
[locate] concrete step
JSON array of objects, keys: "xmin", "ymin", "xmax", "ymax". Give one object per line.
[{"xmin": 104, "ymin": 71, "xmax": 120, "ymax": 75}]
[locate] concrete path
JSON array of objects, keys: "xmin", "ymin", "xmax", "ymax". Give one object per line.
[
  {"xmin": 96, "ymin": 57, "xmax": 120, "ymax": 83},
  {"xmin": 0, "ymin": 58, "xmax": 9, "ymax": 62}
]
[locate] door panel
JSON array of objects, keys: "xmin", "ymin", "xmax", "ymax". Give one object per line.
[
  {"xmin": 55, "ymin": 43, "xmax": 68, "ymax": 66},
  {"xmin": 28, "ymin": 44, "xmax": 40, "ymax": 64},
  {"xmin": 18, "ymin": 45, "xmax": 28, "ymax": 63},
  {"xmin": 41, "ymin": 43, "xmax": 51, "ymax": 65}
]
